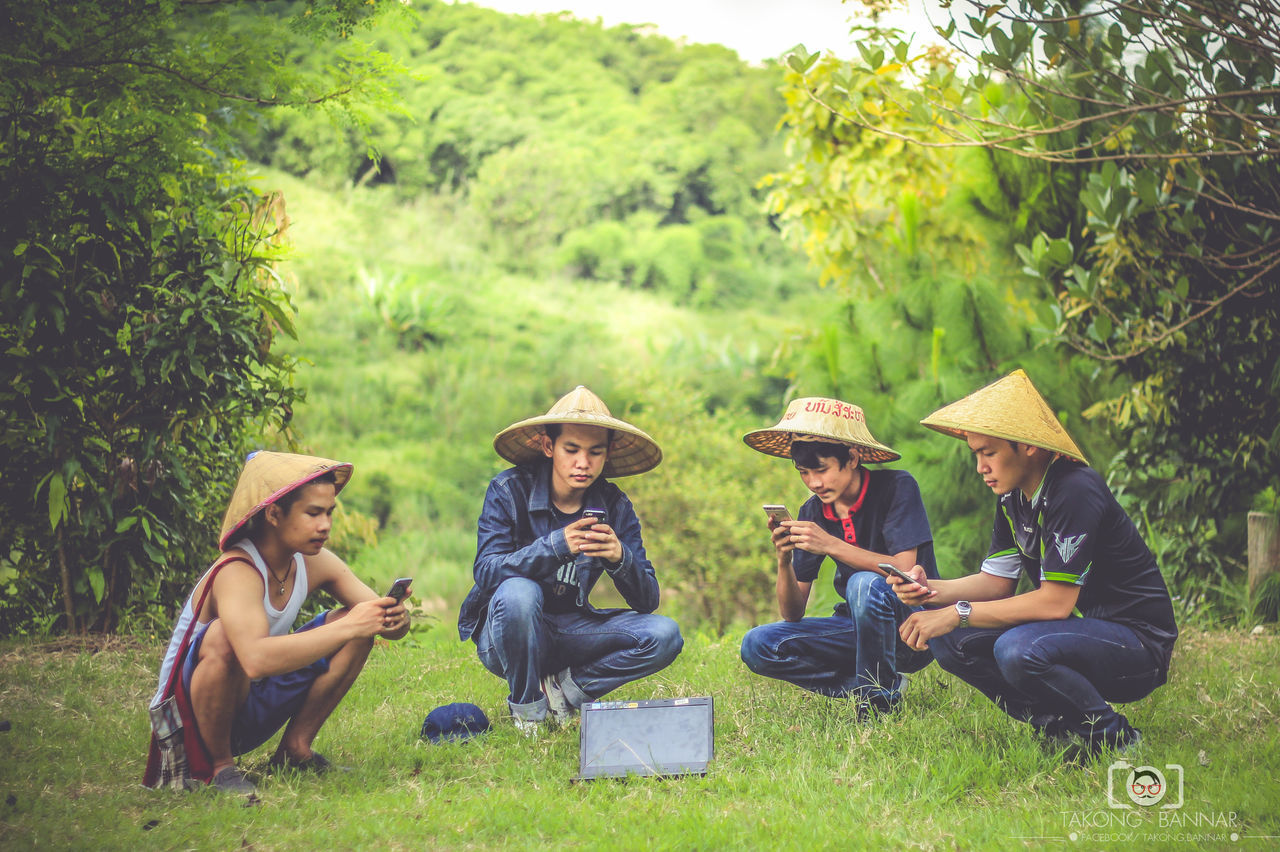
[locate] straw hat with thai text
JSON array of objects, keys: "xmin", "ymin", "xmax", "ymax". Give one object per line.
[
  {"xmin": 743, "ymin": 397, "xmax": 901, "ymax": 463},
  {"xmin": 919, "ymin": 369, "xmax": 1087, "ymax": 464},
  {"xmin": 219, "ymin": 451, "xmax": 353, "ymax": 549},
  {"xmin": 493, "ymin": 385, "xmax": 662, "ymax": 477}
]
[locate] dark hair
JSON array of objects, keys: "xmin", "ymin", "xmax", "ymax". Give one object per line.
[
  {"xmin": 246, "ymin": 471, "xmax": 337, "ymax": 537},
  {"xmin": 544, "ymin": 423, "xmax": 615, "ymax": 446},
  {"xmin": 276, "ymin": 471, "xmax": 337, "ymax": 513},
  {"xmin": 789, "ymin": 441, "xmax": 855, "ymax": 469}
]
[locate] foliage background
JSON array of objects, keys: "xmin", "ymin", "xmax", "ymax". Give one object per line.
[{"xmin": 2, "ymin": 0, "xmax": 1274, "ymax": 637}]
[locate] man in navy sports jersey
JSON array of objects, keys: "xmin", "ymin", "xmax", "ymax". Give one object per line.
[
  {"xmin": 739, "ymin": 397, "xmax": 936, "ymax": 716},
  {"xmin": 891, "ymin": 370, "xmax": 1178, "ymax": 754}
]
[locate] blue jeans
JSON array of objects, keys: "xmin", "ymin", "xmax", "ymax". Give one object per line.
[
  {"xmin": 929, "ymin": 618, "xmax": 1168, "ymax": 747},
  {"xmin": 740, "ymin": 571, "xmax": 932, "ymax": 709},
  {"xmin": 475, "ymin": 578, "xmax": 684, "ymax": 721}
]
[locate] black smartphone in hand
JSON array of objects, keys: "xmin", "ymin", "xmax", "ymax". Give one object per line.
[
  {"xmin": 878, "ymin": 562, "xmax": 927, "ymax": 592},
  {"xmin": 583, "ymin": 508, "xmax": 607, "ymax": 524},
  {"xmin": 385, "ymin": 577, "xmax": 413, "ymax": 602}
]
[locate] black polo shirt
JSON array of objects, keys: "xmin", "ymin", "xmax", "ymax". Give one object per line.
[
  {"xmin": 981, "ymin": 459, "xmax": 1178, "ymax": 664},
  {"xmin": 792, "ymin": 468, "xmax": 937, "ymax": 605}
]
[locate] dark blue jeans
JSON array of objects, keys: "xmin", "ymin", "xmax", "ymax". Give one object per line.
[
  {"xmin": 740, "ymin": 571, "xmax": 932, "ymax": 708},
  {"xmin": 475, "ymin": 577, "xmax": 684, "ymax": 721},
  {"xmin": 929, "ymin": 618, "xmax": 1168, "ymax": 746}
]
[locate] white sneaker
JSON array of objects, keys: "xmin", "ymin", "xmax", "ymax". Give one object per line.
[
  {"xmin": 512, "ymin": 715, "xmax": 542, "ymax": 738},
  {"xmin": 541, "ymin": 670, "xmax": 576, "ymax": 724}
]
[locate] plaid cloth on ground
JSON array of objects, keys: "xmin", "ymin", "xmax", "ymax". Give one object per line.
[{"xmin": 143, "ymin": 555, "xmax": 247, "ymax": 790}]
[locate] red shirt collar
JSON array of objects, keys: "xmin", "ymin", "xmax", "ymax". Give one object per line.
[{"xmin": 821, "ymin": 470, "xmax": 871, "ymax": 545}]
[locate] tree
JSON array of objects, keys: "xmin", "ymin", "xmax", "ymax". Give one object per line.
[
  {"xmin": 784, "ymin": 0, "xmax": 1280, "ymax": 613},
  {"xmin": 0, "ymin": 0, "xmax": 401, "ymax": 633}
]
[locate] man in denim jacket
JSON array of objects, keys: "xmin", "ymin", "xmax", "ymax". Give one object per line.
[{"xmin": 457, "ymin": 386, "xmax": 683, "ymax": 734}]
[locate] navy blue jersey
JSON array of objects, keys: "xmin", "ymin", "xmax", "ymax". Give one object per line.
[
  {"xmin": 792, "ymin": 468, "xmax": 937, "ymax": 602},
  {"xmin": 981, "ymin": 459, "xmax": 1178, "ymax": 663}
]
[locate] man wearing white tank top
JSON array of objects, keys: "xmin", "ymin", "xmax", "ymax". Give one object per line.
[{"xmin": 148, "ymin": 451, "xmax": 410, "ymax": 796}]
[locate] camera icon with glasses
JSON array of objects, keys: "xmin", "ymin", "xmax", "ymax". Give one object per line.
[{"xmin": 1108, "ymin": 761, "xmax": 1184, "ymax": 809}]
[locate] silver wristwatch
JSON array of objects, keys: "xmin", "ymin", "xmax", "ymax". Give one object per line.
[{"xmin": 955, "ymin": 600, "xmax": 972, "ymax": 629}]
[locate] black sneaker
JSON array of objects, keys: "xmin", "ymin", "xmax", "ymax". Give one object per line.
[{"xmin": 211, "ymin": 766, "xmax": 257, "ymax": 797}]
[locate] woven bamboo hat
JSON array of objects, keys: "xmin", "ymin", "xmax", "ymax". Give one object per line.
[
  {"xmin": 219, "ymin": 451, "xmax": 353, "ymax": 549},
  {"xmin": 743, "ymin": 397, "xmax": 901, "ymax": 463},
  {"xmin": 920, "ymin": 369, "xmax": 1087, "ymax": 464},
  {"xmin": 493, "ymin": 385, "xmax": 662, "ymax": 477}
]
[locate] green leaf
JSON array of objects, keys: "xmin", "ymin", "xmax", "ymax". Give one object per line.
[
  {"xmin": 87, "ymin": 565, "xmax": 105, "ymax": 603},
  {"xmin": 115, "ymin": 516, "xmax": 138, "ymax": 533},
  {"xmin": 48, "ymin": 473, "xmax": 67, "ymax": 531}
]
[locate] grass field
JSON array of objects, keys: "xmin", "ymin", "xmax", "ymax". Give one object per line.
[{"xmin": 0, "ymin": 624, "xmax": 1276, "ymax": 850}]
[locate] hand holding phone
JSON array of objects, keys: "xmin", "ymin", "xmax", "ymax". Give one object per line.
[
  {"xmin": 583, "ymin": 508, "xmax": 607, "ymax": 525},
  {"xmin": 878, "ymin": 563, "xmax": 930, "ymax": 595},
  {"xmin": 385, "ymin": 577, "xmax": 413, "ymax": 603},
  {"xmin": 763, "ymin": 504, "xmax": 792, "ymax": 526}
]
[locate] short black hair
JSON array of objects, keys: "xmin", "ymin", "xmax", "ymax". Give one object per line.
[
  {"xmin": 789, "ymin": 441, "xmax": 856, "ymax": 469},
  {"xmin": 544, "ymin": 423, "xmax": 615, "ymax": 446},
  {"xmin": 246, "ymin": 471, "xmax": 338, "ymax": 538},
  {"xmin": 276, "ymin": 470, "xmax": 337, "ymax": 514}
]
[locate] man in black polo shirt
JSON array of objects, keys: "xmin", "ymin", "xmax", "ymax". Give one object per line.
[
  {"xmin": 892, "ymin": 370, "xmax": 1178, "ymax": 754},
  {"xmin": 739, "ymin": 397, "xmax": 936, "ymax": 716}
]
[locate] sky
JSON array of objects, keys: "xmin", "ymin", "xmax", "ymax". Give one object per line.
[{"xmin": 469, "ymin": 0, "xmax": 957, "ymax": 64}]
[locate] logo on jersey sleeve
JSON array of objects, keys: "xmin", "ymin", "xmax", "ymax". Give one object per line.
[{"xmin": 1054, "ymin": 532, "xmax": 1087, "ymax": 564}]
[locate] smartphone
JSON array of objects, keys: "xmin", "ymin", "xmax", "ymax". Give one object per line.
[
  {"xmin": 878, "ymin": 562, "xmax": 927, "ymax": 592},
  {"xmin": 763, "ymin": 504, "xmax": 792, "ymax": 525},
  {"xmin": 385, "ymin": 577, "xmax": 413, "ymax": 602},
  {"xmin": 583, "ymin": 508, "xmax": 607, "ymax": 524}
]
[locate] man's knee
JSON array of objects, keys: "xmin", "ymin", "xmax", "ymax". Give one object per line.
[
  {"xmin": 992, "ymin": 627, "xmax": 1049, "ymax": 683},
  {"xmin": 194, "ymin": 620, "xmax": 245, "ymax": 679},
  {"xmin": 639, "ymin": 614, "xmax": 683, "ymax": 666},
  {"xmin": 926, "ymin": 630, "xmax": 965, "ymax": 675},
  {"xmin": 845, "ymin": 571, "xmax": 895, "ymax": 616},
  {"xmin": 740, "ymin": 626, "xmax": 770, "ymax": 672},
  {"xmin": 490, "ymin": 577, "xmax": 544, "ymax": 621}
]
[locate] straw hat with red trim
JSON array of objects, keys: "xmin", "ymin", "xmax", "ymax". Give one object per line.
[
  {"xmin": 493, "ymin": 385, "xmax": 662, "ymax": 477},
  {"xmin": 219, "ymin": 451, "xmax": 353, "ymax": 549},
  {"xmin": 919, "ymin": 369, "xmax": 1087, "ymax": 464},
  {"xmin": 743, "ymin": 397, "xmax": 901, "ymax": 463}
]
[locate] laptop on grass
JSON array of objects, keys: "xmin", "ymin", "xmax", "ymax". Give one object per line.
[{"xmin": 575, "ymin": 696, "xmax": 714, "ymax": 781}]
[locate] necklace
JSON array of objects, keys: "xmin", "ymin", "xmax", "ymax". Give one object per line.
[{"xmin": 266, "ymin": 560, "xmax": 292, "ymax": 596}]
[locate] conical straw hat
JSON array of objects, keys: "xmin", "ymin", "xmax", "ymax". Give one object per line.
[
  {"xmin": 493, "ymin": 385, "xmax": 662, "ymax": 477},
  {"xmin": 219, "ymin": 451, "xmax": 353, "ymax": 549},
  {"xmin": 920, "ymin": 369, "xmax": 1086, "ymax": 464},
  {"xmin": 743, "ymin": 397, "xmax": 900, "ymax": 464}
]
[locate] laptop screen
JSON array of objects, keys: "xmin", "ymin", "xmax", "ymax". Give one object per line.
[{"xmin": 576, "ymin": 696, "xmax": 714, "ymax": 780}]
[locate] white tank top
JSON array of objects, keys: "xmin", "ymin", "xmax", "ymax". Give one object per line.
[{"xmin": 149, "ymin": 539, "xmax": 308, "ymax": 707}]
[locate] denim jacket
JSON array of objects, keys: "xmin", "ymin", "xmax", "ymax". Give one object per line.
[{"xmin": 456, "ymin": 460, "xmax": 660, "ymax": 641}]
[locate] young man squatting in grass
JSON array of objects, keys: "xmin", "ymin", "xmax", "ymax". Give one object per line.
[
  {"xmin": 892, "ymin": 370, "xmax": 1178, "ymax": 754},
  {"xmin": 145, "ymin": 452, "xmax": 411, "ymax": 796},
  {"xmin": 457, "ymin": 386, "xmax": 683, "ymax": 734},
  {"xmin": 739, "ymin": 398, "xmax": 937, "ymax": 717}
]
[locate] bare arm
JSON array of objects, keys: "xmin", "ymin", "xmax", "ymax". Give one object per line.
[
  {"xmin": 893, "ymin": 570, "xmax": 1018, "ymax": 608},
  {"xmin": 780, "ymin": 520, "xmax": 918, "ymax": 577},
  {"xmin": 207, "ymin": 556, "xmax": 390, "ymax": 680},
  {"xmin": 308, "ymin": 547, "xmax": 411, "ymax": 641},
  {"xmin": 900, "ymin": 579, "xmax": 1081, "ymax": 651},
  {"xmin": 771, "ymin": 521, "xmax": 812, "ymax": 622}
]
